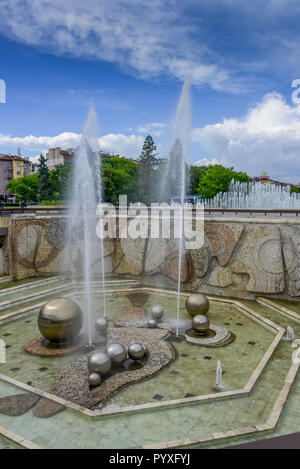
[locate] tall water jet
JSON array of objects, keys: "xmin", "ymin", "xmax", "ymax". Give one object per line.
[
  {"xmin": 64, "ymin": 107, "xmax": 104, "ymax": 345},
  {"xmin": 95, "ymin": 153, "xmax": 107, "ymax": 319},
  {"xmin": 169, "ymin": 80, "xmax": 191, "ymax": 336}
]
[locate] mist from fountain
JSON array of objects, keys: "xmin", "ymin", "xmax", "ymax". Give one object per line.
[
  {"xmin": 204, "ymin": 181, "xmax": 300, "ymax": 209},
  {"xmin": 64, "ymin": 107, "xmax": 106, "ymax": 345}
]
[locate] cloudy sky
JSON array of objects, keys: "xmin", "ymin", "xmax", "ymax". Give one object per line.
[{"xmin": 1, "ymin": 0, "xmax": 300, "ymax": 181}]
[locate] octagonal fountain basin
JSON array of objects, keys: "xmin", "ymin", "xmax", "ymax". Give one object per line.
[
  {"xmin": 0, "ymin": 287, "xmax": 275, "ymax": 406},
  {"xmin": 0, "ymin": 284, "xmax": 299, "ymax": 449}
]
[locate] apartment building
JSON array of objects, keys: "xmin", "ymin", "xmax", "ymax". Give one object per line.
[
  {"xmin": 46, "ymin": 147, "xmax": 120, "ymax": 170},
  {"xmin": 45, "ymin": 148, "xmax": 74, "ymax": 170},
  {"xmin": 0, "ymin": 154, "xmax": 32, "ymax": 200}
]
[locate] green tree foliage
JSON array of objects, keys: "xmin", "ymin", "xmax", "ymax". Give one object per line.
[
  {"xmin": 6, "ymin": 174, "xmax": 39, "ymax": 203},
  {"xmin": 137, "ymin": 135, "xmax": 158, "ymax": 205},
  {"xmin": 37, "ymin": 154, "xmax": 52, "ymax": 201},
  {"xmin": 5, "ymin": 150, "xmax": 252, "ymax": 206},
  {"xmin": 197, "ymin": 165, "xmax": 251, "ymax": 199},
  {"xmin": 188, "ymin": 165, "xmax": 208, "ymax": 194},
  {"xmin": 50, "ymin": 164, "xmax": 72, "ymax": 200},
  {"xmin": 102, "ymin": 157, "xmax": 138, "ymax": 205},
  {"xmin": 290, "ymin": 184, "xmax": 300, "ymax": 194}
]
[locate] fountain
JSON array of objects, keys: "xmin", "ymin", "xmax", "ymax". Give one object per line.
[
  {"xmin": 63, "ymin": 107, "xmax": 105, "ymax": 346},
  {"xmin": 1, "ymin": 80, "xmax": 300, "ymax": 449},
  {"xmin": 163, "ymin": 80, "xmax": 191, "ymax": 336},
  {"xmin": 282, "ymin": 326, "xmax": 295, "ymax": 342},
  {"xmin": 204, "ymin": 180, "xmax": 300, "ymax": 209},
  {"xmin": 185, "ymin": 294, "xmax": 233, "ymax": 346},
  {"xmin": 213, "ymin": 360, "xmax": 225, "ymax": 392}
]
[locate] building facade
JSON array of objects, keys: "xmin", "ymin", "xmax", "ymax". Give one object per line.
[
  {"xmin": 0, "ymin": 154, "xmax": 32, "ymax": 201},
  {"xmin": 46, "ymin": 148, "xmax": 74, "ymax": 170},
  {"xmin": 46, "ymin": 147, "xmax": 120, "ymax": 170},
  {"xmin": 253, "ymin": 172, "xmax": 289, "ymax": 187}
]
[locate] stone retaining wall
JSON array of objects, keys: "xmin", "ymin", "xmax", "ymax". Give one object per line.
[{"xmin": 9, "ymin": 215, "xmax": 300, "ymax": 300}]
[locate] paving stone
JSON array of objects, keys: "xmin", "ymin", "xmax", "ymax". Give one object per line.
[
  {"xmin": 33, "ymin": 398, "xmax": 65, "ymax": 418},
  {"xmin": 0, "ymin": 393, "xmax": 40, "ymax": 416}
]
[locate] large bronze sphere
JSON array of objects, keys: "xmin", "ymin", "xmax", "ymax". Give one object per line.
[
  {"xmin": 107, "ymin": 343, "xmax": 127, "ymax": 365},
  {"xmin": 95, "ymin": 317, "xmax": 108, "ymax": 334},
  {"xmin": 128, "ymin": 342, "xmax": 145, "ymax": 360},
  {"xmin": 38, "ymin": 297, "xmax": 83, "ymax": 344},
  {"xmin": 88, "ymin": 351, "xmax": 111, "ymax": 375},
  {"xmin": 185, "ymin": 294, "xmax": 209, "ymax": 317},
  {"xmin": 192, "ymin": 314, "xmax": 210, "ymax": 335},
  {"xmin": 150, "ymin": 305, "xmax": 164, "ymax": 320}
]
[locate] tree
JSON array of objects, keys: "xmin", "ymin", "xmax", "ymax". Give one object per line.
[
  {"xmin": 197, "ymin": 165, "xmax": 251, "ymax": 199},
  {"xmin": 37, "ymin": 154, "xmax": 52, "ymax": 201},
  {"xmin": 102, "ymin": 157, "xmax": 138, "ymax": 204},
  {"xmin": 50, "ymin": 164, "xmax": 72, "ymax": 201},
  {"xmin": 290, "ymin": 184, "xmax": 300, "ymax": 194},
  {"xmin": 137, "ymin": 135, "xmax": 158, "ymax": 205},
  {"xmin": 6, "ymin": 174, "xmax": 39, "ymax": 203},
  {"xmin": 188, "ymin": 165, "xmax": 208, "ymax": 194}
]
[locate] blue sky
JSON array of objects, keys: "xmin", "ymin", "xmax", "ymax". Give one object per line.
[{"xmin": 1, "ymin": 0, "xmax": 300, "ymax": 182}]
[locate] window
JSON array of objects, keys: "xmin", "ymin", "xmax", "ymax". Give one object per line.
[
  {"xmin": 16, "ymin": 162, "xmax": 21, "ymax": 167},
  {"xmin": 17, "ymin": 171, "xmax": 21, "ymax": 176},
  {"xmin": 4, "ymin": 162, "xmax": 7, "ymax": 167}
]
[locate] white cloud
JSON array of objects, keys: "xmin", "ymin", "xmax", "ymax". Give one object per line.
[
  {"xmin": 0, "ymin": 131, "xmax": 144, "ymax": 158},
  {"xmin": 194, "ymin": 157, "xmax": 227, "ymax": 167},
  {"xmin": 128, "ymin": 122, "xmax": 168, "ymax": 137},
  {"xmin": 29, "ymin": 154, "xmax": 44, "ymax": 163},
  {"xmin": 192, "ymin": 92, "xmax": 300, "ymax": 181},
  {"xmin": 1, "ymin": 1, "xmax": 300, "ymax": 92},
  {"xmin": 0, "ymin": 0, "xmax": 235, "ymax": 91},
  {"xmin": 98, "ymin": 133, "xmax": 144, "ymax": 156},
  {"xmin": 0, "ymin": 132, "xmax": 81, "ymax": 154}
]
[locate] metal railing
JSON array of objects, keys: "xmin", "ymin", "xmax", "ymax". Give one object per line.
[
  {"xmin": 0, "ymin": 207, "xmax": 67, "ymax": 216},
  {"xmin": 203, "ymin": 208, "xmax": 300, "ymax": 216},
  {"xmin": 1, "ymin": 206, "xmax": 300, "ymax": 217}
]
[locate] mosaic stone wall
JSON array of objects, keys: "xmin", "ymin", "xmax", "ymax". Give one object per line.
[
  {"xmin": 10, "ymin": 215, "xmax": 113, "ymax": 280},
  {"xmin": 10, "ymin": 215, "xmax": 300, "ymax": 300},
  {"xmin": 112, "ymin": 218, "xmax": 300, "ymax": 300}
]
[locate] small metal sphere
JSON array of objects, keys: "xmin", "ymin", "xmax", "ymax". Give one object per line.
[
  {"xmin": 148, "ymin": 319, "xmax": 157, "ymax": 328},
  {"xmin": 88, "ymin": 372, "xmax": 102, "ymax": 387},
  {"xmin": 107, "ymin": 343, "xmax": 127, "ymax": 365},
  {"xmin": 150, "ymin": 305, "xmax": 164, "ymax": 320},
  {"xmin": 192, "ymin": 314, "xmax": 210, "ymax": 335},
  {"xmin": 38, "ymin": 297, "xmax": 83, "ymax": 344},
  {"xmin": 128, "ymin": 342, "xmax": 145, "ymax": 360},
  {"xmin": 185, "ymin": 294, "xmax": 209, "ymax": 317},
  {"xmin": 88, "ymin": 351, "xmax": 111, "ymax": 375},
  {"xmin": 95, "ymin": 317, "xmax": 108, "ymax": 334}
]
